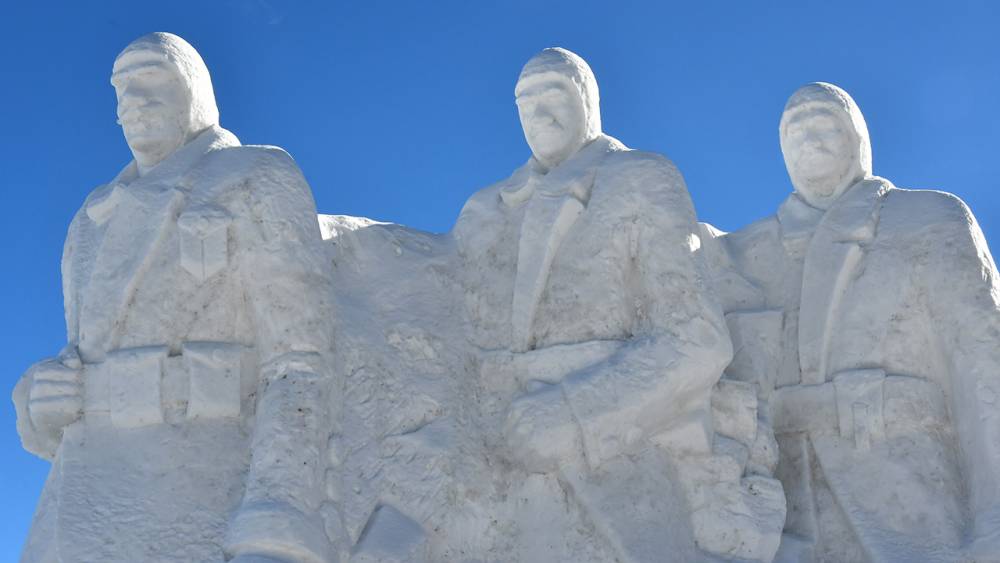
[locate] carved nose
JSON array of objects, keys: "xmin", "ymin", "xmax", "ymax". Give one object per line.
[{"xmin": 531, "ymin": 107, "xmax": 554, "ymax": 122}]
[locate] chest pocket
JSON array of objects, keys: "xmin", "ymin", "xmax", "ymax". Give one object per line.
[{"xmin": 179, "ymin": 204, "xmax": 232, "ymax": 283}]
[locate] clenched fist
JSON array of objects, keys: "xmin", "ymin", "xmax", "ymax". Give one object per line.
[{"xmin": 14, "ymin": 348, "xmax": 83, "ymax": 459}]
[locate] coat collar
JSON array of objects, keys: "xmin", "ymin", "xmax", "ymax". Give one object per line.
[
  {"xmin": 815, "ymin": 177, "xmax": 891, "ymax": 243},
  {"xmin": 499, "ymin": 135, "xmax": 617, "ymax": 208},
  {"xmin": 87, "ymin": 126, "xmax": 239, "ymax": 224},
  {"xmin": 777, "ymin": 192, "xmax": 824, "ymax": 256},
  {"xmin": 112, "ymin": 125, "xmax": 239, "ymax": 187}
]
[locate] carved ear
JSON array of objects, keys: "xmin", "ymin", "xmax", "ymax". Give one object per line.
[{"xmin": 178, "ymin": 204, "xmax": 232, "ymax": 283}]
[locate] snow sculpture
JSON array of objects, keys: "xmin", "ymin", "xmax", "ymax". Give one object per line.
[
  {"xmin": 703, "ymin": 82, "xmax": 1000, "ymax": 561},
  {"xmin": 13, "ymin": 33, "xmax": 337, "ymax": 563},
  {"xmin": 452, "ymin": 48, "xmax": 785, "ymax": 562},
  {"xmin": 20, "ymin": 33, "xmax": 1000, "ymax": 563}
]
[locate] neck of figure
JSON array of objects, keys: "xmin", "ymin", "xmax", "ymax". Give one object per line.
[
  {"xmin": 135, "ymin": 152, "xmax": 170, "ymax": 177},
  {"xmin": 132, "ymin": 127, "xmax": 204, "ymax": 177},
  {"xmin": 536, "ymin": 135, "xmax": 596, "ymax": 174}
]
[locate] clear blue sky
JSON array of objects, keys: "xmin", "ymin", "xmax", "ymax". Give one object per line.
[{"xmin": 1, "ymin": 0, "xmax": 998, "ymax": 557}]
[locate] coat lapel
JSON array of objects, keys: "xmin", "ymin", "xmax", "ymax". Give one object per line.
[
  {"xmin": 798, "ymin": 178, "xmax": 891, "ymax": 384},
  {"xmin": 506, "ymin": 137, "xmax": 611, "ymax": 352},
  {"xmin": 777, "ymin": 192, "xmax": 824, "ymax": 258}
]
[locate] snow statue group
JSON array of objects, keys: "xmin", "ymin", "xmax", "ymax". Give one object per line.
[{"xmin": 12, "ymin": 32, "xmax": 1000, "ymax": 563}]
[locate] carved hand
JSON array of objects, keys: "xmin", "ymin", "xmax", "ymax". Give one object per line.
[
  {"xmin": 503, "ymin": 383, "xmax": 583, "ymax": 473},
  {"xmin": 25, "ymin": 348, "xmax": 83, "ymax": 441}
]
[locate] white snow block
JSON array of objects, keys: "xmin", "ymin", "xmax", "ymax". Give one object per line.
[
  {"xmin": 711, "ymin": 379, "xmax": 758, "ymax": 446},
  {"xmin": 651, "ymin": 405, "xmax": 713, "ymax": 456},
  {"xmin": 352, "ymin": 504, "xmax": 427, "ymax": 563},
  {"xmin": 692, "ymin": 475, "xmax": 785, "ymax": 562},
  {"xmin": 724, "ymin": 310, "xmax": 782, "ymax": 393},
  {"xmin": 107, "ymin": 346, "xmax": 167, "ymax": 428},
  {"xmin": 562, "ymin": 448, "xmax": 702, "ymax": 563},
  {"xmin": 713, "ymin": 434, "xmax": 750, "ymax": 473},
  {"xmin": 184, "ymin": 342, "xmax": 242, "ymax": 420},
  {"xmin": 746, "ymin": 416, "xmax": 780, "ymax": 476}
]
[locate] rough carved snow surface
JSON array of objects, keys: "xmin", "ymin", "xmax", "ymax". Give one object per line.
[{"xmin": 12, "ymin": 34, "xmax": 1000, "ymax": 563}]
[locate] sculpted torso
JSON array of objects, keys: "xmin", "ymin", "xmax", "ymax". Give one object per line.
[
  {"xmin": 67, "ymin": 135, "xmax": 256, "ymax": 360},
  {"xmin": 457, "ymin": 142, "xmax": 687, "ymax": 351}
]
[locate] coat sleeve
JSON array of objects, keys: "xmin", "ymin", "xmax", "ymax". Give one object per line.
[
  {"xmin": 61, "ymin": 207, "xmax": 84, "ymax": 349},
  {"xmin": 560, "ymin": 153, "xmax": 733, "ymax": 466},
  {"xmin": 226, "ymin": 147, "xmax": 337, "ymax": 561},
  {"xmin": 14, "ymin": 196, "xmax": 93, "ymax": 460},
  {"xmin": 924, "ymin": 193, "xmax": 1000, "ymax": 531},
  {"xmin": 237, "ymin": 148, "xmax": 334, "ymax": 371}
]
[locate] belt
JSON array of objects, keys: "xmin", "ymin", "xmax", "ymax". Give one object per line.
[
  {"xmin": 772, "ymin": 368, "xmax": 949, "ymax": 451},
  {"xmin": 84, "ymin": 342, "xmax": 250, "ymax": 428}
]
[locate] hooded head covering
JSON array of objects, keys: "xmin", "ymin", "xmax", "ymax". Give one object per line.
[
  {"xmin": 516, "ymin": 48, "xmax": 602, "ymax": 143},
  {"xmin": 779, "ymin": 82, "xmax": 872, "ymax": 208},
  {"xmin": 112, "ymin": 32, "xmax": 219, "ymax": 136}
]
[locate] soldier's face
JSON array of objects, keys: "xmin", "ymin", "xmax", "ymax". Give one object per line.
[
  {"xmin": 112, "ymin": 54, "xmax": 190, "ymax": 168},
  {"xmin": 781, "ymin": 107, "xmax": 857, "ymax": 207},
  {"xmin": 516, "ymin": 77, "xmax": 586, "ymax": 169}
]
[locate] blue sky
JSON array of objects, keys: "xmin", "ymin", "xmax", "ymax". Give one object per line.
[{"xmin": 1, "ymin": 0, "xmax": 998, "ymax": 557}]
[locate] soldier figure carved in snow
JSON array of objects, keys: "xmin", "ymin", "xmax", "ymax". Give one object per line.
[
  {"xmin": 454, "ymin": 48, "xmax": 786, "ymax": 562},
  {"xmin": 13, "ymin": 33, "xmax": 339, "ymax": 563},
  {"xmin": 710, "ymin": 82, "xmax": 1000, "ymax": 562}
]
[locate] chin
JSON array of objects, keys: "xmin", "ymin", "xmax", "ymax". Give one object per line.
[
  {"xmin": 130, "ymin": 128, "xmax": 185, "ymax": 150},
  {"xmin": 796, "ymin": 183, "xmax": 838, "ymax": 206},
  {"xmin": 127, "ymin": 138, "xmax": 167, "ymax": 155},
  {"xmin": 535, "ymin": 140, "xmax": 574, "ymax": 159},
  {"xmin": 793, "ymin": 171, "xmax": 833, "ymax": 191}
]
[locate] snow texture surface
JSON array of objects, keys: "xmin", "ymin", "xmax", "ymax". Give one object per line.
[{"xmin": 13, "ymin": 37, "xmax": 1000, "ymax": 563}]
